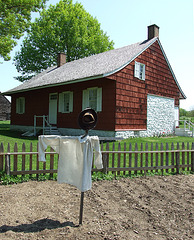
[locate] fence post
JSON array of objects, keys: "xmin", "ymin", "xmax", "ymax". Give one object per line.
[
  {"xmin": 5, "ymin": 143, "xmax": 10, "ymax": 175},
  {"xmin": 145, "ymin": 143, "xmax": 148, "ymax": 177},
  {"xmin": 0, "ymin": 143, "xmax": 4, "ymax": 171},
  {"xmin": 102, "ymin": 143, "xmax": 108, "ymax": 174},
  {"xmin": 176, "ymin": 143, "xmax": 180, "ymax": 174},
  {"xmin": 191, "ymin": 142, "xmax": 194, "ymax": 172},
  {"xmin": 14, "ymin": 143, "xmax": 18, "ymax": 172}
]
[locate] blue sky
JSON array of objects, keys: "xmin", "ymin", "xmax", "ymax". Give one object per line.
[{"xmin": 1, "ymin": 0, "xmax": 194, "ymax": 110}]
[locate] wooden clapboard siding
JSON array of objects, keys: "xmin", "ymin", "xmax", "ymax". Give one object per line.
[{"xmin": 0, "ymin": 141, "xmax": 193, "ymax": 177}]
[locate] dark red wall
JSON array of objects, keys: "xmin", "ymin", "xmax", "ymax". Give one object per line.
[{"xmin": 11, "ymin": 78, "xmax": 116, "ymax": 131}]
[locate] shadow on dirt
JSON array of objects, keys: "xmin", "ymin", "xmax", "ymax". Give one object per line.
[{"xmin": 0, "ymin": 218, "xmax": 78, "ymax": 233}]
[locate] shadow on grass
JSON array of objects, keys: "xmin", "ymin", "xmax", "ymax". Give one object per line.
[{"xmin": 0, "ymin": 121, "xmax": 37, "ymax": 140}]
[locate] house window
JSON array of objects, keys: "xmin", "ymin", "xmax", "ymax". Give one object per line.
[
  {"xmin": 16, "ymin": 97, "xmax": 25, "ymax": 114},
  {"xmin": 82, "ymin": 87, "xmax": 102, "ymax": 112},
  {"xmin": 58, "ymin": 91, "xmax": 73, "ymax": 113},
  {"xmin": 134, "ymin": 61, "xmax": 145, "ymax": 80}
]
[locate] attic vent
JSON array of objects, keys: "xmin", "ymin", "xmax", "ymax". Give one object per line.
[
  {"xmin": 57, "ymin": 53, "xmax": 66, "ymax": 67},
  {"xmin": 148, "ymin": 24, "xmax": 159, "ymax": 40}
]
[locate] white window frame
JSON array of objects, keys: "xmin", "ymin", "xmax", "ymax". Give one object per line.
[
  {"xmin": 82, "ymin": 87, "xmax": 102, "ymax": 112},
  {"xmin": 58, "ymin": 91, "xmax": 73, "ymax": 113},
  {"xmin": 134, "ymin": 61, "xmax": 145, "ymax": 80},
  {"xmin": 16, "ymin": 97, "xmax": 25, "ymax": 114}
]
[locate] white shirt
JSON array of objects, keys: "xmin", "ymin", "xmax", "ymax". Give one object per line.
[{"xmin": 38, "ymin": 135, "xmax": 103, "ymax": 192}]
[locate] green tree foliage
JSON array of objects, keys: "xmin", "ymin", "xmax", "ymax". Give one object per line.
[
  {"xmin": 180, "ymin": 108, "xmax": 194, "ymax": 119},
  {"xmin": 0, "ymin": 0, "xmax": 46, "ymax": 61},
  {"xmin": 179, "ymin": 108, "xmax": 187, "ymax": 117},
  {"xmin": 14, "ymin": 0, "xmax": 114, "ymax": 82}
]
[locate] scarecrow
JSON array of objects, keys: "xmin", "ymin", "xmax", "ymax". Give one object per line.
[{"xmin": 38, "ymin": 108, "xmax": 103, "ymax": 224}]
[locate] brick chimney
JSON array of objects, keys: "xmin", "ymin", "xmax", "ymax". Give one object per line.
[
  {"xmin": 57, "ymin": 53, "xmax": 66, "ymax": 67},
  {"xmin": 148, "ymin": 24, "xmax": 159, "ymax": 40}
]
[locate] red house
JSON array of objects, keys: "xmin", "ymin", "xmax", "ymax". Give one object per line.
[{"xmin": 3, "ymin": 25, "xmax": 186, "ymax": 138}]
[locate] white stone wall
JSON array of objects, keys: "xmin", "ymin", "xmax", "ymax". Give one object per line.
[{"xmin": 146, "ymin": 94, "xmax": 175, "ymax": 136}]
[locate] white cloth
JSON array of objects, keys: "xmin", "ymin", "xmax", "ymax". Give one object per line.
[{"xmin": 38, "ymin": 135, "xmax": 103, "ymax": 192}]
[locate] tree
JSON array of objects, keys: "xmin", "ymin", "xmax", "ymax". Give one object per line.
[
  {"xmin": 179, "ymin": 108, "xmax": 187, "ymax": 117},
  {"xmin": 0, "ymin": 0, "xmax": 46, "ymax": 61},
  {"xmin": 14, "ymin": 0, "xmax": 114, "ymax": 82}
]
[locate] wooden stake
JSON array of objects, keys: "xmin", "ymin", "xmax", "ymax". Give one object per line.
[{"xmin": 79, "ymin": 192, "xmax": 84, "ymax": 225}]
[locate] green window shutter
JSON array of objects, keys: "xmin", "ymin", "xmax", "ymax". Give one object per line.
[
  {"xmin": 58, "ymin": 93, "xmax": 63, "ymax": 112},
  {"xmin": 21, "ymin": 98, "xmax": 25, "ymax": 114},
  {"xmin": 82, "ymin": 89, "xmax": 88, "ymax": 110},
  {"xmin": 69, "ymin": 92, "xmax": 73, "ymax": 112},
  {"xmin": 97, "ymin": 87, "xmax": 102, "ymax": 112},
  {"xmin": 16, "ymin": 98, "xmax": 19, "ymax": 113}
]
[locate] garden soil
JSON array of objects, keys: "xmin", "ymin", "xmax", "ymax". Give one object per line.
[{"xmin": 0, "ymin": 175, "xmax": 193, "ymax": 240}]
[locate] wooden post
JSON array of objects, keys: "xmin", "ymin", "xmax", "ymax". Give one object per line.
[
  {"xmin": 112, "ymin": 142, "xmax": 115, "ymax": 175},
  {"xmin": 123, "ymin": 142, "xmax": 126, "ymax": 175},
  {"xmin": 182, "ymin": 142, "xmax": 185, "ymax": 171},
  {"xmin": 129, "ymin": 143, "xmax": 132, "ymax": 177},
  {"xmin": 0, "ymin": 143, "xmax": 4, "ymax": 171},
  {"xmin": 5, "ymin": 143, "xmax": 10, "ymax": 175},
  {"xmin": 134, "ymin": 143, "xmax": 138, "ymax": 175},
  {"xmin": 176, "ymin": 143, "xmax": 180, "ymax": 174},
  {"xmin": 151, "ymin": 143, "xmax": 153, "ymax": 173},
  {"xmin": 187, "ymin": 142, "xmax": 190, "ymax": 171},
  {"xmin": 117, "ymin": 142, "xmax": 121, "ymax": 176},
  {"xmin": 29, "ymin": 143, "xmax": 33, "ymax": 177},
  {"xmin": 79, "ymin": 192, "xmax": 84, "ymax": 225},
  {"xmin": 36, "ymin": 143, "xmax": 39, "ymax": 179},
  {"xmin": 14, "ymin": 143, "xmax": 18, "ymax": 173},
  {"xmin": 171, "ymin": 143, "xmax": 175, "ymax": 173},
  {"xmin": 145, "ymin": 143, "xmax": 148, "ymax": 177},
  {"xmin": 161, "ymin": 143, "xmax": 164, "ymax": 175},
  {"xmin": 155, "ymin": 143, "xmax": 158, "ymax": 173},
  {"xmin": 191, "ymin": 142, "xmax": 194, "ymax": 173},
  {"xmin": 140, "ymin": 143, "xmax": 143, "ymax": 175},
  {"xmin": 22, "ymin": 143, "xmax": 26, "ymax": 176},
  {"xmin": 166, "ymin": 143, "xmax": 169, "ymax": 173}
]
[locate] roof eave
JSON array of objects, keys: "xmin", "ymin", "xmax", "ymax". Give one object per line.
[
  {"xmin": 2, "ymin": 74, "xmax": 105, "ymax": 95},
  {"xmin": 157, "ymin": 39, "xmax": 186, "ymax": 99}
]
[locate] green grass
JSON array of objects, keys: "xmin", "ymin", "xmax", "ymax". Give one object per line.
[{"xmin": 0, "ymin": 121, "xmax": 38, "ymax": 151}]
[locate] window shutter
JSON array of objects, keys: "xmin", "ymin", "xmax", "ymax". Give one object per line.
[
  {"xmin": 82, "ymin": 89, "xmax": 88, "ymax": 110},
  {"xmin": 97, "ymin": 87, "xmax": 102, "ymax": 112},
  {"xmin": 21, "ymin": 98, "xmax": 25, "ymax": 114},
  {"xmin": 16, "ymin": 98, "xmax": 19, "ymax": 113},
  {"xmin": 58, "ymin": 93, "xmax": 63, "ymax": 112},
  {"xmin": 134, "ymin": 61, "xmax": 140, "ymax": 78},
  {"xmin": 142, "ymin": 64, "xmax": 145, "ymax": 80},
  {"xmin": 69, "ymin": 92, "xmax": 73, "ymax": 112}
]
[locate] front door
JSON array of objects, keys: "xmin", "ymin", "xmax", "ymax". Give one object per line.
[{"xmin": 49, "ymin": 93, "xmax": 58, "ymax": 124}]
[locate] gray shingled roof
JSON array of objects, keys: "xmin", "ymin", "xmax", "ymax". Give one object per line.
[
  {"xmin": 3, "ymin": 37, "xmax": 186, "ymax": 98},
  {"xmin": 4, "ymin": 37, "xmax": 158, "ymax": 94}
]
